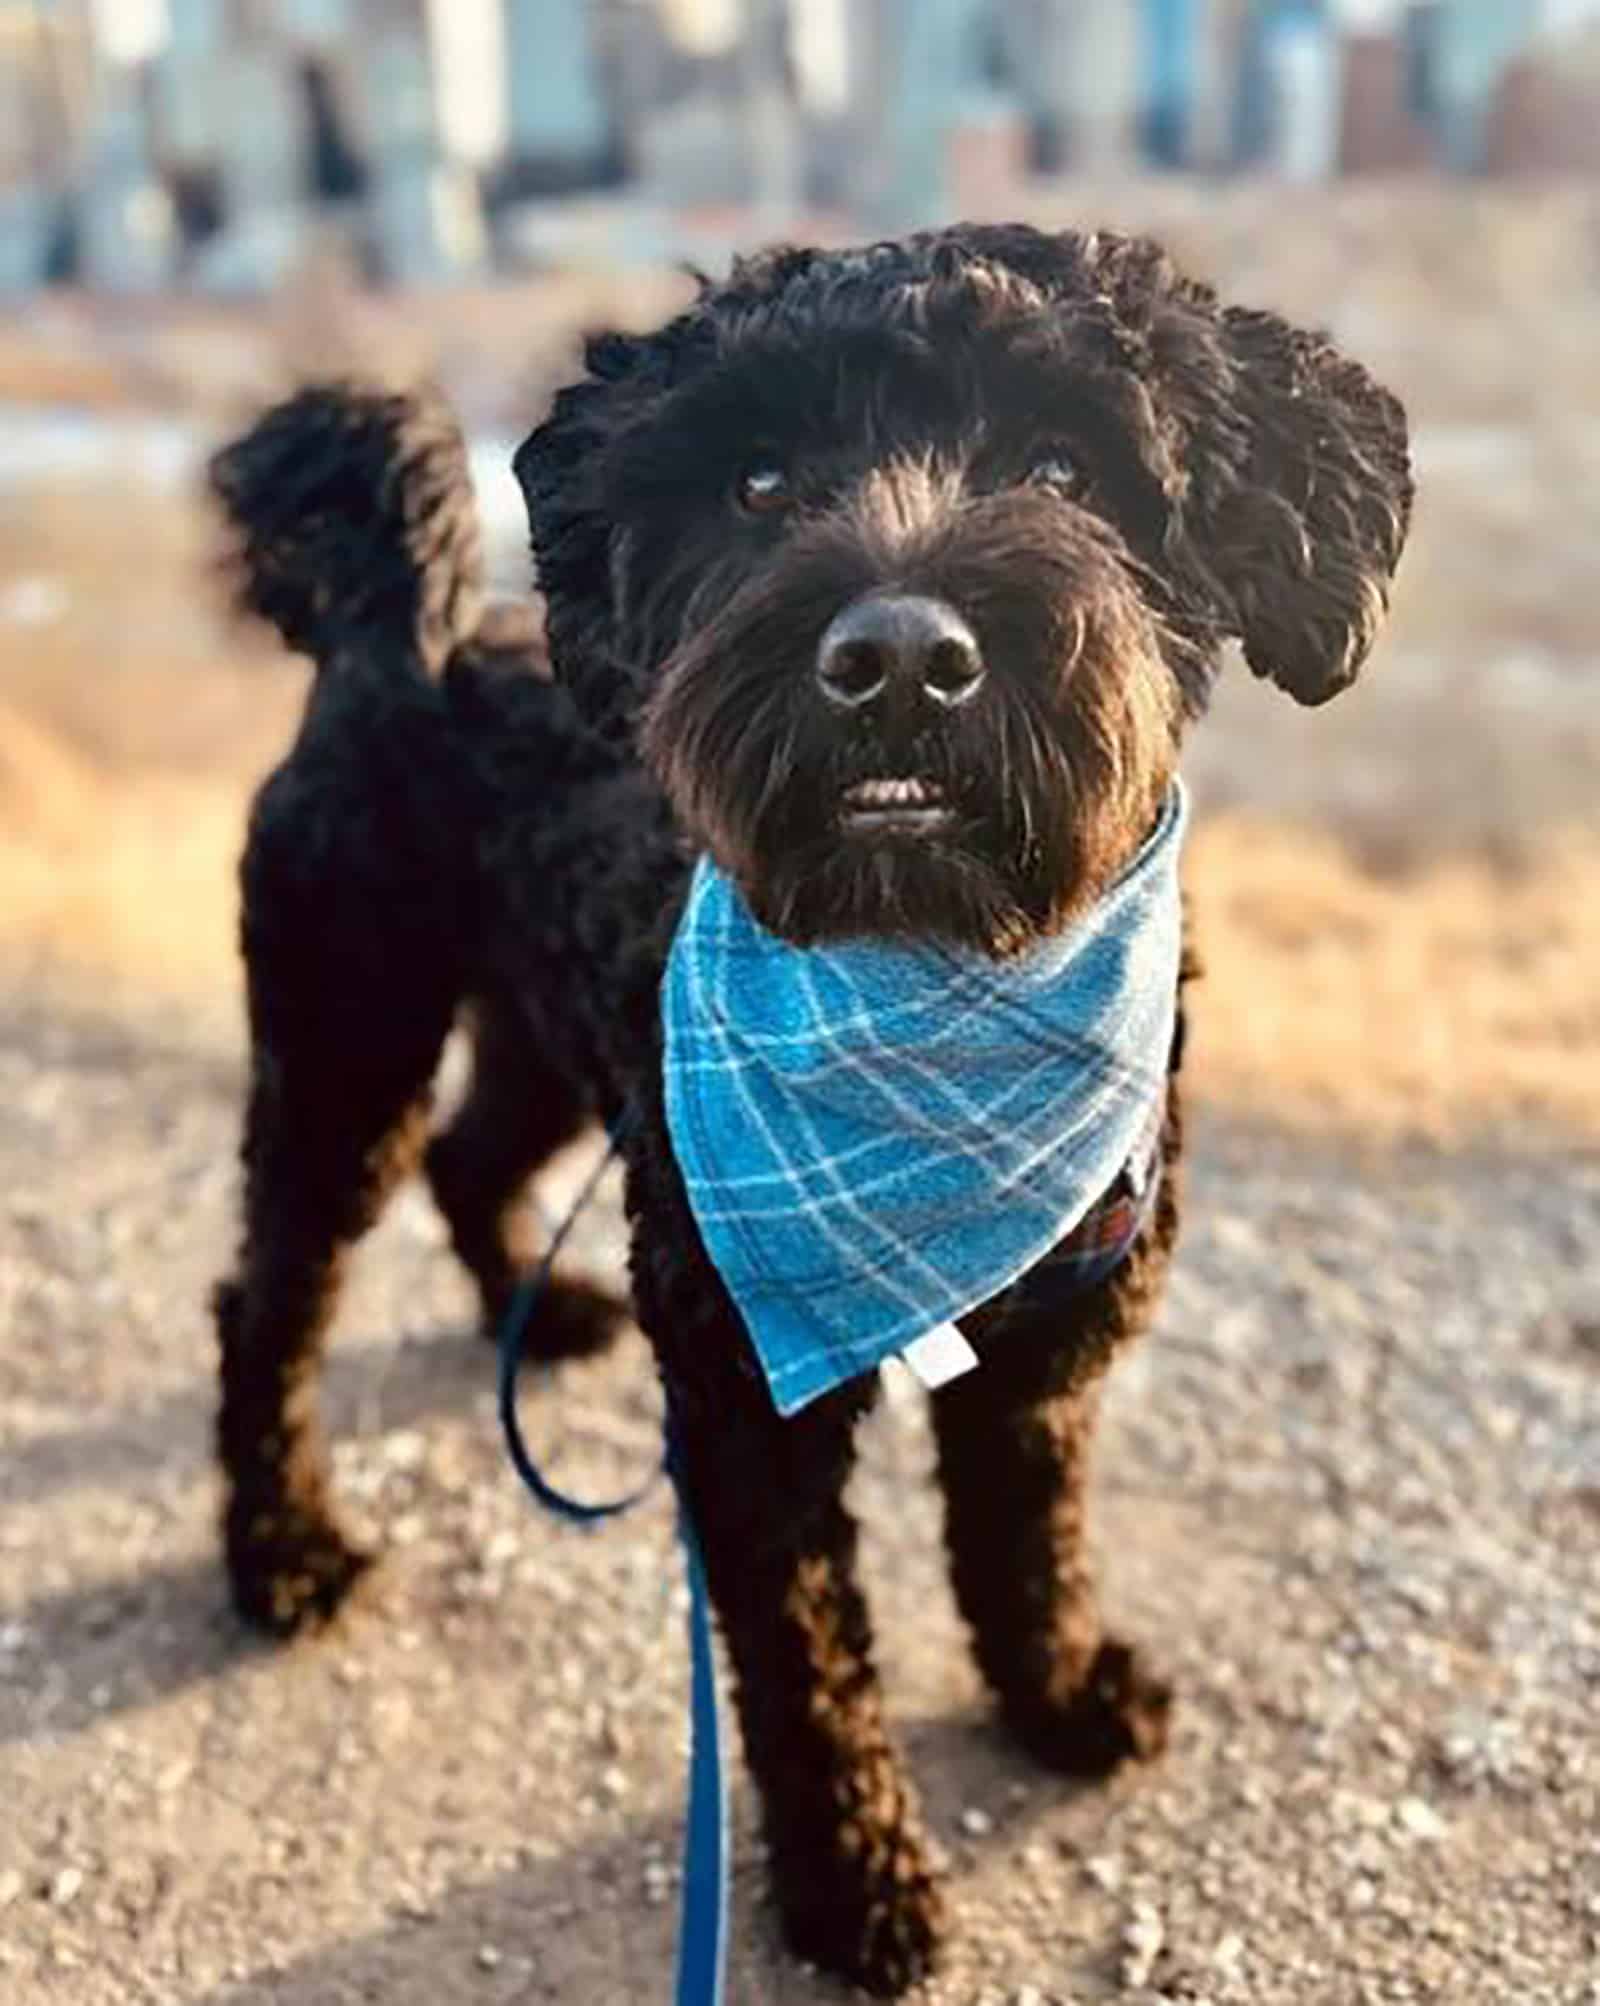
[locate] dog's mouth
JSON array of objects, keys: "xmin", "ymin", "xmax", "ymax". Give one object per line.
[{"xmin": 838, "ymin": 775, "xmax": 956, "ymax": 837}]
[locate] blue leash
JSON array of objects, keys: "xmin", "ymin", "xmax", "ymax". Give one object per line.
[{"xmin": 495, "ymin": 1130, "xmax": 729, "ymax": 2006}]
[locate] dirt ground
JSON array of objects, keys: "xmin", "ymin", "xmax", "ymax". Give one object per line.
[{"xmin": 1, "ymin": 182, "xmax": 1598, "ymax": 2004}]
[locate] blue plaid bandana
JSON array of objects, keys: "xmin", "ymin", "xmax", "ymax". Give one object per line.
[{"xmin": 661, "ymin": 782, "xmax": 1188, "ymax": 1416}]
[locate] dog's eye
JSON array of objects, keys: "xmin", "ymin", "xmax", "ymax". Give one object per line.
[
  {"xmin": 1029, "ymin": 454, "xmax": 1084, "ymax": 496},
  {"xmin": 736, "ymin": 460, "xmax": 791, "ymax": 515}
]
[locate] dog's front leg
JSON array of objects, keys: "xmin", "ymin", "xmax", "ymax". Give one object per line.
[
  {"xmin": 630, "ymin": 1187, "xmax": 944, "ymax": 1995},
  {"xmin": 672, "ymin": 1384, "xmax": 945, "ymax": 1995},
  {"xmin": 932, "ymin": 1261, "xmax": 1175, "ymax": 1778}
]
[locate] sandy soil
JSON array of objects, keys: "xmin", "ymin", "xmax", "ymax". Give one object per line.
[{"xmin": 1, "ymin": 1003, "xmax": 1596, "ymax": 2006}]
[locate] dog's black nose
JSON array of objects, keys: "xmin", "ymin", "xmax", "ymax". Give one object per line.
[{"xmin": 816, "ymin": 594, "xmax": 985, "ymax": 712}]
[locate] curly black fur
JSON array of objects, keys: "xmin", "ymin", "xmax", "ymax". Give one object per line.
[
  {"xmin": 210, "ymin": 381, "xmax": 484, "ymax": 674},
  {"xmin": 211, "ymin": 222, "xmax": 1411, "ymax": 1996}
]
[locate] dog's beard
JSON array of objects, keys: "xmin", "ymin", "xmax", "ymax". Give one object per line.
[
  {"xmin": 646, "ymin": 638, "xmax": 1176, "ymax": 960},
  {"xmin": 698, "ymin": 697, "xmax": 1080, "ymax": 958},
  {"xmin": 639, "ymin": 490, "xmax": 1182, "ymax": 959}
]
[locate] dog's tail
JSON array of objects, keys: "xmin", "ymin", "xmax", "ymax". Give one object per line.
[{"xmin": 208, "ymin": 382, "xmax": 483, "ymax": 675}]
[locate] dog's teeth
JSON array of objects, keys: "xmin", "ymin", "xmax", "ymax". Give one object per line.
[{"xmin": 846, "ymin": 777, "xmax": 941, "ymax": 809}]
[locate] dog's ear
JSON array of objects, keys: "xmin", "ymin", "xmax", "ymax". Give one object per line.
[
  {"xmin": 513, "ymin": 331, "xmax": 665, "ymax": 740},
  {"xmin": 975, "ymin": 226, "xmax": 1412, "ymax": 706},
  {"xmin": 515, "ymin": 256, "xmax": 825, "ymax": 738},
  {"xmin": 1170, "ymin": 297, "xmax": 1413, "ymax": 707}
]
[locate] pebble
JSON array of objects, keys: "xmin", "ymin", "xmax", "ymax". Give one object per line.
[
  {"xmin": 48, "ymin": 1867, "xmax": 83, "ymax": 1908},
  {"xmin": 476, "ymin": 1943, "xmax": 501, "ymax": 1972},
  {"xmin": 1121, "ymin": 1901, "xmax": 1165, "ymax": 1989},
  {"xmin": 0, "ymin": 1869, "xmax": 21, "ymax": 1909},
  {"xmin": 1084, "ymin": 1852, "xmax": 1123, "ymax": 1893},
  {"xmin": 1394, "ymin": 1796, "xmax": 1448, "ymax": 1842},
  {"xmin": 1375, "ymin": 1720, "xmax": 1412, "ymax": 1759},
  {"xmin": 960, "ymin": 1806, "xmax": 994, "ymax": 1839}
]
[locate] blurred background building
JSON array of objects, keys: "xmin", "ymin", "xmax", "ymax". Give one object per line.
[{"xmin": 2, "ymin": 0, "xmax": 1599, "ymax": 294}]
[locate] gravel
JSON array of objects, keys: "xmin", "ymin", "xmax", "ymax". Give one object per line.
[{"xmin": 1, "ymin": 998, "xmax": 1597, "ymax": 2005}]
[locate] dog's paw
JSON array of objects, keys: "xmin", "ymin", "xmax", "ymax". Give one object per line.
[
  {"xmin": 1006, "ymin": 1638, "xmax": 1173, "ymax": 1779},
  {"xmin": 777, "ymin": 1838, "xmax": 946, "ymax": 1997},
  {"xmin": 226, "ymin": 1505, "xmax": 377, "ymax": 1640}
]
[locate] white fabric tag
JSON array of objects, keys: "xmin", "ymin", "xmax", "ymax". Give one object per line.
[{"xmin": 899, "ymin": 1321, "xmax": 979, "ymax": 1391}]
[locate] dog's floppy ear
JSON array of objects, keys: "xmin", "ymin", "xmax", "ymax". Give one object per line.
[
  {"xmin": 1175, "ymin": 300, "xmax": 1413, "ymax": 707},
  {"xmin": 976, "ymin": 225, "xmax": 1412, "ymax": 706},
  {"xmin": 513, "ymin": 331, "xmax": 662, "ymax": 740}
]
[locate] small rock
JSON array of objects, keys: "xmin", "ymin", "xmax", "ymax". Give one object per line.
[
  {"xmin": 155, "ymin": 1758, "xmax": 191, "ymax": 1795},
  {"xmin": 1121, "ymin": 1901, "xmax": 1165, "ymax": 1989},
  {"xmin": 383, "ymin": 1430, "xmax": 427, "ymax": 1473},
  {"xmin": 0, "ymin": 1869, "xmax": 21, "ymax": 1909},
  {"xmin": 598, "ymin": 1765, "xmax": 628, "ymax": 1802},
  {"xmin": 476, "ymin": 1943, "xmax": 501, "ymax": 1971},
  {"xmin": 1394, "ymin": 1796, "xmax": 1447, "ymax": 1842},
  {"xmin": 1374, "ymin": 1720, "xmax": 1411, "ymax": 1759},
  {"xmin": 959, "ymin": 1806, "xmax": 994, "ymax": 1839},
  {"xmin": 1012, "ymin": 1988, "xmax": 1047, "ymax": 2006},
  {"xmin": 1084, "ymin": 1852, "xmax": 1123, "ymax": 1893},
  {"xmin": 48, "ymin": 1867, "xmax": 83, "ymax": 1908}
]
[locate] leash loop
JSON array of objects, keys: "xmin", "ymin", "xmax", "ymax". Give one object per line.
[{"xmin": 496, "ymin": 1125, "xmax": 728, "ymax": 2006}]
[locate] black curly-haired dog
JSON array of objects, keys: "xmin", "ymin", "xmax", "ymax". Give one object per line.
[{"xmin": 210, "ymin": 224, "xmax": 1411, "ymax": 1995}]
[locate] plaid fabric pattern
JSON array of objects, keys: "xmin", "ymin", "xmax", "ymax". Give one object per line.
[
  {"xmin": 1008, "ymin": 1080, "xmax": 1167, "ymax": 1308},
  {"xmin": 662, "ymin": 783, "xmax": 1188, "ymax": 1417}
]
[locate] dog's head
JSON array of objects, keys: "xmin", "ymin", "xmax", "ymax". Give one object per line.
[{"xmin": 515, "ymin": 225, "xmax": 1412, "ymax": 957}]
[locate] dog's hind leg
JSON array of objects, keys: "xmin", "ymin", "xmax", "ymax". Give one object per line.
[
  {"xmin": 424, "ymin": 1000, "xmax": 629, "ymax": 1355},
  {"xmin": 215, "ymin": 781, "xmax": 461, "ymax": 1638},
  {"xmin": 931, "ymin": 1176, "xmax": 1180, "ymax": 1779}
]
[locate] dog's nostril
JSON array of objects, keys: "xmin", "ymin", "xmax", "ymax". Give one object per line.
[
  {"xmin": 921, "ymin": 634, "xmax": 985, "ymax": 707},
  {"xmin": 817, "ymin": 594, "xmax": 981, "ymax": 713},
  {"xmin": 817, "ymin": 637, "xmax": 890, "ymax": 709}
]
